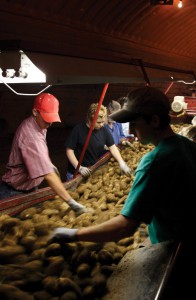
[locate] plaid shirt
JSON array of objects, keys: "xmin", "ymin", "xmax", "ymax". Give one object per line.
[{"xmin": 2, "ymin": 116, "xmax": 54, "ymax": 191}]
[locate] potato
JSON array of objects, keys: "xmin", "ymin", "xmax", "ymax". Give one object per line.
[
  {"xmin": 8, "ymin": 254, "xmax": 29, "ymax": 264},
  {"xmin": 32, "ymin": 214, "xmax": 48, "ymax": 223},
  {"xmin": 31, "ymin": 248, "xmax": 45, "ymax": 259},
  {"xmin": 117, "ymin": 236, "xmax": 134, "ymax": 246},
  {"xmin": 102, "ymin": 242, "xmax": 118, "ymax": 254},
  {"xmin": 34, "ymin": 222, "xmax": 49, "ymax": 236},
  {"xmin": 0, "ymin": 284, "xmax": 33, "ymax": 300},
  {"xmin": 1, "ymin": 217, "xmax": 21, "ymax": 231},
  {"xmin": 19, "ymin": 207, "xmax": 38, "ymax": 220},
  {"xmin": 61, "ymin": 291, "xmax": 78, "ymax": 300},
  {"xmin": 99, "ymin": 202, "xmax": 108, "ymax": 211},
  {"xmin": 114, "ymin": 191, "xmax": 124, "ymax": 197},
  {"xmin": 83, "ymin": 188, "xmax": 91, "ymax": 200},
  {"xmin": 113, "ymin": 252, "xmax": 123, "ymax": 263},
  {"xmin": 0, "ymin": 245, "xmax": 25, "ymax": 261},
  {"xmin": 91, "ymin": 273, "xmax": 107, "ymax": 289},
  {"xmin": 83, "ymin": 285, "xmax": 96, "ymax": 299},
  {"xmin": 32, "ymin": 236, "xmax": 48, "ymax": 249},
  {"xmin": 20, "ymin": 219, "xmax": 34, "ymax": 232},
  {"xmin": 106, "ymin": 193, "xmax": 118, "ymax": 203},
  {"xmin": 72, "ymin": 248, "xmax": 91, "ymax": 264},
  {"xmin": 76, "ymin": 183, "xmax": 91, "ymax": 194},
  {"xmin": 101, "ymin": 265, "xmax": 116, "ymax": 276},
  {"xmin": 23, "ymin": 259, "xmax": 43, "ymax": 272},
  {"xmin": 0, "ymin": 267, "xmax": 25, "ymax": 281},
  {"xmin": 42, "ymin": 276, "xmax": 59, "ymax": 294},
  {"xmin": 42, "ymin": 209, "xmax": 59, "ymax": 217},
  {"xmin": 91, "ymin": 181, "xmax": 102, "ymax": 192},
  {"xmin": 45, "ymin": 256, "xmax": 65, "ymax": 276},
  {"xmin": 44, "ymin": 243, "xmax": 62, "ymax": 257},
  {"xmin": 1, "ymin": 237, "xmax": 18, "ymax": 247},
  {"xmin": 32, "ymin": 290, "xmax": 52, "ymax": 300},
  {"xmin": 97, "ymin": 250, "xmax": 113, "ymax": 265},
  {"xmin": 20, "ymin": 235, "xmax": 37, "ymax": 252},
  {"xmin": 58, "ymin": 277, "xmax": 82, "ymax": 296},
  {"xmin": 68, "ymin": 191, "xmax": 80, "ymax": 201},
  {"xmin": 76, "ymin": 263, "xmax": 91, "ymax": 277}
]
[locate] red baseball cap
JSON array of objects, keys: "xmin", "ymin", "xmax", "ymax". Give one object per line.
[{"xmin": 33, "ymin": 93, "xmax": 61, "ymax": 123}]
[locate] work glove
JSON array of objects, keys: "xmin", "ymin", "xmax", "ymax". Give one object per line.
[
  {"xmin": 67, "ymin": 198, "xmax": 89, "ymax": 216},
  {"xmin": 48, "ymin": 227, "xmax": 78, "ymax": 244},
  {"xmin": 121, "ymin": 140, "xmax": 132, "ymax": 147},
  {"xmin": 121, "ymin": 140, "xmax": 134, "ymax": 149},
  {"xmin": 119, "ymin": 160, "xmax": 131, "ymax": 176},
  {"xmin": 104, "ymin": 145, "xmax": 109, "ymax": 151},
  {"xmin": 79, "ymin": 166, "xmax": 92, "ymax": 177}
]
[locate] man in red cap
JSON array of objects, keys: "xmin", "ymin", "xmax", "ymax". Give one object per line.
[{"xmin": 0, "ymin": 93, "xmax": 88, "ymax": 216}]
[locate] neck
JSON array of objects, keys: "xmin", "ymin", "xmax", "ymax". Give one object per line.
[{"xmin": 153, "ymin": 126, "xmax": 175, "ymax": 146}]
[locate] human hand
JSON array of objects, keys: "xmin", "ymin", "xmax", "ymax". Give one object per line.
[
  {"xmin": 121, "ymin": 140, "xmax": 133, "ymax": 148},
  {"xmin": 104, "ymin": 145, "xmax": 109, "ymax": 151},
  {"xmin": 67, "ymin": 199, "xmax": 89, "ymax": 216},
  {"xmin": 79, "ymin": 166, "xmax": 91, "ymax": 177},
  {"xmin": 119, "ymin": 160, "xmax": 131, "ymax": 176},
  {"xmin": 48, "ymin": 227, "xmax": 78, "ymax": 244}
]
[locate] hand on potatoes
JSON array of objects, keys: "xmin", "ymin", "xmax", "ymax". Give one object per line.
[
  {"xmin": 48, "ymin": 227, "xmax": 78, "ymax": 244},
  {"xmin": 79, "ymin": 166, "xmax": 92, "ymax": 177},
  {"xmin": 119, "ymin": 160, "xmax": 131, "ymax": 176},
  {"xmin": 67, "ymin": 199, "xmax": 89, "ymax": 216},
  {"xmin": 121, "ymin": 140, "xmax": 134, "ymax": 148}
]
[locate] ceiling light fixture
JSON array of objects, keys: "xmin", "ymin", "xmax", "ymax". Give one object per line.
[
  {"xmin": 0, "ymin": 50, "xmax": 51, "ymax": 96},
  {"xmin": 178, "ymin": 0, "xmax": 182, "ymax": 8},
  {"xmin": 0, "ymin": 50, "xmax": 46, "ymax": 83}
]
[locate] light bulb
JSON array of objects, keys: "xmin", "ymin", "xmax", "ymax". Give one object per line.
[{"xmin": 178, "ymin": 0, "xmax": 182, "ymax": 8}]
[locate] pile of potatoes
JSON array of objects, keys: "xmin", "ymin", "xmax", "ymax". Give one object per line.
[{"xmin": 0, "ymin": 124, "xmax": 186, "ymax": 299}]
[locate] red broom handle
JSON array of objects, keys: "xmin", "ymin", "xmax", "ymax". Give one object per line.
[{"xmin": 74, "ymin": 83, "xmax": 109, "ymax": 177}]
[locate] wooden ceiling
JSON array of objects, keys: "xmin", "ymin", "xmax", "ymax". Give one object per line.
[{"xmin": 0, "ymin": 0, "xmax": 196, "ymax": 84}]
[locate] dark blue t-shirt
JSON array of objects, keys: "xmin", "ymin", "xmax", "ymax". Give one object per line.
[{"xmin": 65, "ymin": 123, "xmax": 114, "ymax": 174}]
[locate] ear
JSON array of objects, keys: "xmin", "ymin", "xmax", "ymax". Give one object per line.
[
  {"xmin": 151, "ymin": 114, "xmax": 160, "ymax": 128},
  {"xmin": 32, "ymin": 108, "xmax": 38, "ymax": 117}
]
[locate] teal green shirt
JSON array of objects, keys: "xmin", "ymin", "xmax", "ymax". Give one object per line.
[{"xmin": 121, "ymin": 134, "xmax": 196, "ymax": 244}]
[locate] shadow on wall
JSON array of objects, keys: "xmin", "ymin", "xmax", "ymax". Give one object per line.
[
  {"xmin": 0, "ymin": 118, "xmax": 7, "ymax": 137},
  {"xmin": 0, "ymin": 118, "xmax": 13, "ymax": 180}
]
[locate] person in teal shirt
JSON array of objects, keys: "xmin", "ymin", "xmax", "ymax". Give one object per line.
[{"xmin": 48, "ymin": 87, "xmax": 196, "ymax": 246}]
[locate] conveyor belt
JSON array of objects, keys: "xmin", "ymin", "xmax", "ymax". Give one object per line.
[{"xmin": 0, "ymin": 151, "xmax": 112, "ymax": 216}]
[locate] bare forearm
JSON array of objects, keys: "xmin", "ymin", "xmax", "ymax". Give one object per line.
[
  {"xmin": 66, "ymin": 148, "xmax": 78, "ymax": 169},
  {"xmin": 109, "ymin": 144, "xmax": 123, "ymax": 163},
  {"xmin": 76, "ymin": 215, "xmax": 139, "ymax": 242},
  {"xmin": 45, "ymin": 172, "xmax": 88, "ymax": 215},
  {"xmin": 44, "ymin": 172, "xmax": 72, "ymax": 202}
]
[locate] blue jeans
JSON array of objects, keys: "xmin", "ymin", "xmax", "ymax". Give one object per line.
[
  {"xmin": 0, "ymin": 181, "xmax": 38, "ymax": 200},
  {"xmin": 0, "ymin": 181, "xmax": 22, "ymax": 200},
  {"xmin": 66, "ymin": 172, "xmax": 74, "ymax": 181}
]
